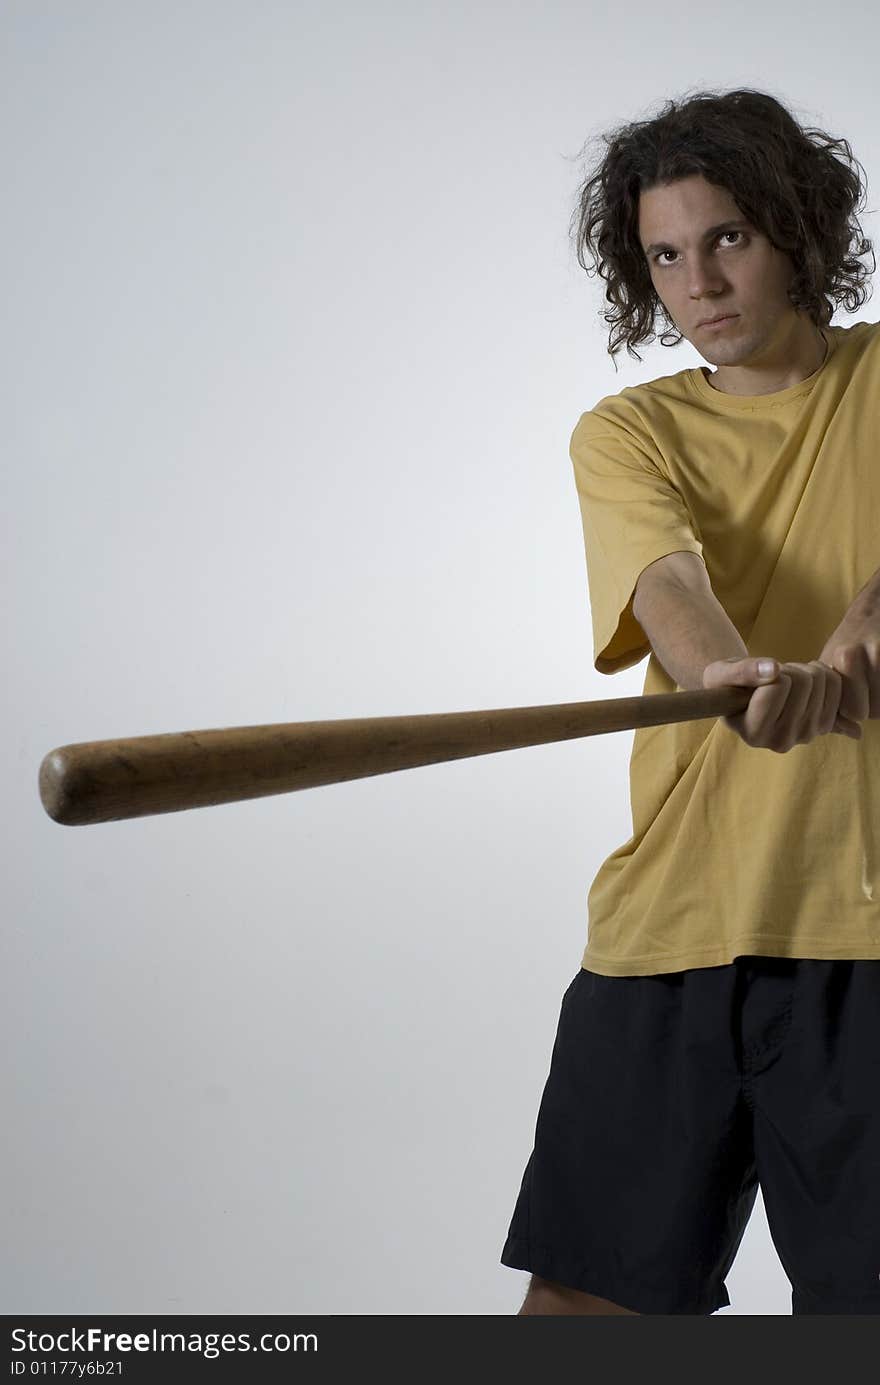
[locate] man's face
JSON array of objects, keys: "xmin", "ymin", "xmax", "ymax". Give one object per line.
[{"xmin": 637, "ymin": 174, "xmax": 804, "ymax": 363}]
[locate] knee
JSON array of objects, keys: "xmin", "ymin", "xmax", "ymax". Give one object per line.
[{"xmin": 519, "ymin": 1274, "xmax": 639, "ymax": 1316}]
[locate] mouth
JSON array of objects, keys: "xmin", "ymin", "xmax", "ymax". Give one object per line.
[{"xmin": 698, "ymin": 314, "xmax": 738, "ymax": 330}]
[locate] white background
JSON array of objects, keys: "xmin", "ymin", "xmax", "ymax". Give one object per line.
[{"xmin": 5, "ymin": 0, "xmax": 878, "ymax": 1314}]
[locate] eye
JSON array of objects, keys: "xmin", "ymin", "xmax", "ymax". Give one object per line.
[{"xmin": 653, "ymin": 230, "xmax": 744, "ymax": 266}]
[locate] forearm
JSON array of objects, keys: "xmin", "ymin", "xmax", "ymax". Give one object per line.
[
  {"xmin": 634, "ymin": 581, "xmax": 747, "ymax": 691},
  {"xmin": 844, "ymin": 565, "xmax": 880, "ymax": 621},
  {"xmin": 818, "ymin": 564, "xmax": 880, "ymax": 664}
]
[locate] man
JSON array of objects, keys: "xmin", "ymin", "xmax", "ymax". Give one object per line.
[{"xmin": 500, "ymin": 87, "xmax": 880, "ymax": 1315}]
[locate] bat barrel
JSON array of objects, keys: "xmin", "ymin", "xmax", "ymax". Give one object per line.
[{"xmin": 38, "ymin": 686, "xmax": 752, "ymax": 826}]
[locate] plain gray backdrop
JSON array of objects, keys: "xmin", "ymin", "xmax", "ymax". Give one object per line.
[{"xmin": 5, "ymin": 0, "xmax": 878, "ymax": 1314}]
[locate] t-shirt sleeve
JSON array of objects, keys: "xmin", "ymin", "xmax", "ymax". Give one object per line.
[{"xmin": 570, "ymin": 406, "xmax": 704, "ymax": 674}]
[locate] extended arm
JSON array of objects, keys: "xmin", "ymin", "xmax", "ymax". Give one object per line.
[
  {"xmin": 632, "ymin": 554, "xmax": 862, "ymax": 744},
  {"xmin": 632, "ymin": 553, "xmax": 746, "ymax": 691},
  {"xmin": 818, "ymin": 566, "xmax": 880, "ymax": 722}
]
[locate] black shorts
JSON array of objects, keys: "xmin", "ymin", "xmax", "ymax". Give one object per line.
[{"xmin": 500, "ymin": 957, "xmax": 880, "ymax": 1315}]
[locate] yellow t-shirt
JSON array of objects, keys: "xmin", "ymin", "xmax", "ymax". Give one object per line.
[{"xmin": 570, "ymin": 318, "xmax": 880, "ymax": 976}]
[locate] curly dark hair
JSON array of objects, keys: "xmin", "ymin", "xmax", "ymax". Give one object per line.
[{"xmin": 567, "ymin": 86, "xmax": 875, "ymax": 369}]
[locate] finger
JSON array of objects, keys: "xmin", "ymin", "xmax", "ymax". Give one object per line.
[
  {"xmin": 816, "ymin": 660, "xmax": 862, "ymax": 735},
  {"xmin": 744, "ymin": 671, "xmax": 792, "ymax": 744},
  {"xmin": 819, "ymin": 667, "xmax": 841, "ymax": 735},
  {"xmin": 834, "ymin": 713, "xmax": 863, "ymax": 738},
  {"xmin": 763, "ymin": 666, "xmax": 812, "ymax": 746},
  {"xmin": 799, "ymin": 667, "xmax": 828, "ymax": 743},
  {"xmin": 837, "ymin": 647, "xmax": 872, "ymax": 722}
]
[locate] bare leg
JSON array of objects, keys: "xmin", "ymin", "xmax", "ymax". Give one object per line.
[{"xmin": 518, "ymin": 1273, "xmax": 640, "ymax": 1315}]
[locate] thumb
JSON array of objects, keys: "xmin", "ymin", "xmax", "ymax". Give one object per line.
[{"xmin": 703, "ymin": 656, "xmax": 779, "ymax": 688}]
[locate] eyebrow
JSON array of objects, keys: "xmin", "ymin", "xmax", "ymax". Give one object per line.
[{"xmin": 643, "ymin": 219, "xmax": 751, "ymax": 257}]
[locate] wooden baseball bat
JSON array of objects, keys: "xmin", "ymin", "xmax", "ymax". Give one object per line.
[{"xmin": 38, "ymin": 686, "xmax": 752, "ymax": 826}]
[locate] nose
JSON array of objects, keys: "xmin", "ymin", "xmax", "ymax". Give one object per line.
[{"xmin": 686, "ymin": 252, "xmax": 730, "ymax": 298}]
